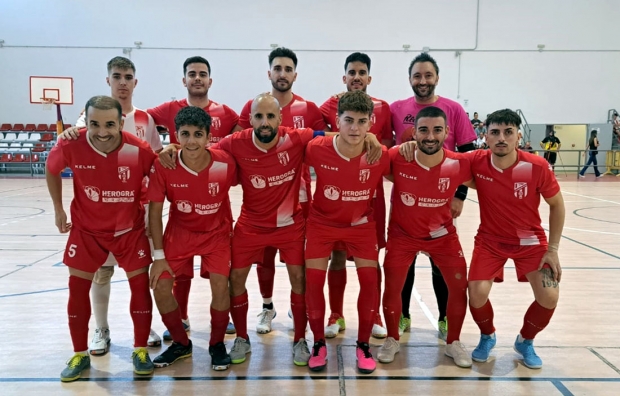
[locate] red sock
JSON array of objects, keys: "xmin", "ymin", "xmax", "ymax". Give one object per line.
[
  {"xmin": 210, "ymin": 306, "xmax": 230, "ymax": 345},
  {"xmin": 327, "ymin": 267, "xmax": 346, "ymax": 316},
  {"xmin": 128, "ymin": 272, "xmax": 152, "ymax": 347},
  {"xmin": 291, "ymin": 291, "xmax": 307, "ymax": 341},
  {"xmin": 161, "ymin": 307, "xmax": 189, "ymax": 346},
  {"xmin": 68, "ymin": 275, "xmax": 92, "ymax": 352},
  {"xmin": 520, "ymin": 301, "xmax": 556, "ymax": 339},
  {"xmin": 230, "ymin": 291, "xmax": 249, "ymax": 340},
  {"xmin": 382, "ymin": 266, "xmax": 408, "ymax": 340},
  {"xmin": 306, "ymin": 268, "xmax": 327, "ymax": 341},
  {"xmin": 257, "ymin": 247, "xmax": 277, "ymax": 299},
  {"xmin": 470, "ymin": 299, "xmax": 496, "ymax": 335},
  {"xmin": 172, "ymin": 279, "xmax": 191, "ymax": 320},
  {"xmin": 439, "ymin": 266, "xmax": 468, "ymax": 344},
  {"xmin": 357, "ymin": 267, "xmax": 378, "ymax": 344}
]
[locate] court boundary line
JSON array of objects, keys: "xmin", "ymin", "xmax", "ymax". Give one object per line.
[{"xmin": 587, "ymin": 347, "xmax": 620, "ymax": 376}]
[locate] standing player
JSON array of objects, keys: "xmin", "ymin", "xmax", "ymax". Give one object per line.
[
  {"xmin": 62, "ymin": 56, "xmax": 163, "ymax": 353},
  {"xmin": 378, "ymin": 106, "xmax": 472, "ymax": 368},
  {"xmin": 466, "ymin": 109, "xmax": 564, "ymax": 369},
  {"xmin": 306, "ymin": 91, "xmax": 390, "ymax": 374},
  {"xmin": 390, "ymin": 52, "xmax": 477, "ymax": 339},
  {"xmin": 46, "ymin": 96, "xmax": 156, "ymax": 381},
  {"xmin": 319, "ymin": 52, "xmax": 391, "ymax": 339},
  {"xmin": 148, "ymin": 107, "xmax": 236, "ymax": 371},
  {"xmin": 148, "ymin": 56, "xmax": 241, "ymax": 338},
  {"xmin": 237, "ymin": 48, "xmax": 327, "ymax": 333}
]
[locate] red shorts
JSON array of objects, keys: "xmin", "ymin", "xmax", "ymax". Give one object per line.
[
  {"xmin": 469, "ymin": 236, "xmax": 549, "ymax": 283},
  {"xmin": 384, "ymin": 232, "xmax": 466, "ymax": 269},
  {"xmin": 333, "ymin": 195, "xmax": 386, "ymax": 255},
  {"xmin": 63, "ymin": 227, "xmax": 152, "ymax": 273},
  {"xmin": 305, "ymin": 220, "xmax": 378, "ymax": 261},
  {"xmin": 232, "ymin": 221, "xmax": 305, "ymax": 268},
  {"xmin": 160, "ymin": 223, "xmax": 232, "ymax": 280}
]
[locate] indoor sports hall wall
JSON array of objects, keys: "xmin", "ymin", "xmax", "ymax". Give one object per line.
[{"xmin": 1, "ymin": 0, "xmax": 619, "ymax": 125}]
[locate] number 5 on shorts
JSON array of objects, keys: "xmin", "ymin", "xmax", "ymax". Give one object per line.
[{"xmin": 68, "ymin": 244, "xmax": 77, "ymax": 258}]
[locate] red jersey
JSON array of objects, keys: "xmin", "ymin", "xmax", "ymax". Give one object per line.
[
  {"xmin": 305, "ymin": 136, "xmax": 390, "ymax": 227},
  {"xmin": 388, "ymin": 148, "xmax": 473, "ymax": 239},
  {"xmin": 214, "ymin": 126, "xmax": 314, "ymax": 228},
  {"xmin": 319, "ymin": 96, "xmax": 392, "ymax": 141},
  {"xmin": 47, "ymin": 130, "xmax": 156, "ymax": 237},
  {"xmin": 147, "ymin": 148, "xmax": 237, "ymax": 233},
  {"xmin": 148, "ymin": 99, "xmax": 239, "ymax": 145},
  {"xmin": 238, "ymin": 94, "xmax": 327, "ymax": 130},
  {"xmin": 468, "ymin": 150, "xmax": 560, "ymax": 245}
]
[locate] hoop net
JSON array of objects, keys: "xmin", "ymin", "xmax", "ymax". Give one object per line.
[{"xmin": 40, "ymin": 98, "xmax": 57, "ymax": 111}]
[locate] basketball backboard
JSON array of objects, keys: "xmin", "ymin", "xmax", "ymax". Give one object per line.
[{"xmin": 30, "ymin": 76, "xmax": 74, "ymax": 105}]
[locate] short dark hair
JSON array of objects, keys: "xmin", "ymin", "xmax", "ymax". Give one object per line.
[
  {"xmin": 408, "ymin": 52, "xmax": 439, "ymax": 77},
  {"xmin": 344, "ymin": 52, "xmax": 371, "ymax": 72},
  {"xmin": 485, "ymin": 109, "xmax": 522, "ymax": 129},
  {"xmin": 337, "ymin": 91, "xmax": 374, "ymax": 117},
  {"xmin": 414, "ymin": 106, "xmax": 447, "ymax": 126},
  {"xmin": 85, "ymin": 95, "xmax": 122, "ymax": 122},
  {"xmin": 107, "ymin": 56, "xmax": 135, "ymax": 74},
  {"xmin": 269, "ymin": 47, "xmax": 297, "ymax": 68},
  {"xmin": 183, "ymin": 56, "xmax": 211, "ymax": 75},
  {"xmin": 174, "ymin": 106, "xmax": 212, "ymax": 133}
]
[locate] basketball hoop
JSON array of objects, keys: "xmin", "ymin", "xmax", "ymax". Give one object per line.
[{"xmin": 41, "ymin": 98, "xmax": 57, "ymax": 111}]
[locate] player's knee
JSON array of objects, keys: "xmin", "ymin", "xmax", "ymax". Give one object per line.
[
  {"xmin": 468, "ymin": 281, "xmax": 491, "ymax": 307},
  {"xmin": 536, "ymin": 289, "xmax": 559, "ymax": 309},
  {"xmin": 153, "ymin": 278, "xmax": 173, "ymax": 301},
  {"xmin": 92, "ymin": 266, "xmax": 114, "ymax": 285}
]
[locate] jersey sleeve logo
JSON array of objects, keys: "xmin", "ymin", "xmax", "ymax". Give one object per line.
[
  {"xmin": 293, "ymin": 116, "xmax": 305, "ymax": 129},
  {"xmin": 135, "ymin": 125, "xmax": 145, "ymax": 139},
  {"xmin": 211, "ymin": 117, "xmax": 221, "ymax": 129},
  {"xmin": 438, "ymin": 177, "xmax": 450, "ymax": 193},
  {"xmin": 324, "ymin": 185, "xmax": 341, "ymax": 200},
  {"xmin": 150, "ymin": 165, "xmax": 156, "ymax": 174},
  {"xmin": 84, "ymin": 186, "xmax": 101, "ymax": 202},
  {"xmin": 250, "ymin": 175, "xmax": 267, "ymax": 189},
  {"xmin": 359, "ymin": 169, "xmax": 370, "ymax": 183},
  {"xmin": 209, "ymin": 182, "xmax": 220, "ymax": 197},
  {"xmin": 514, "ymin": 182, "xmax": 528, "ymax": 199},
  {"xmin": 118, "ymin": 166, "xmax": 131, "ymax": 183},
  {"xmin": 176, "ymin": 200, "xmax": 193, "ymax": 213},
  {"xmin": 400, "ymin": 192, "xmax": 416, "ymax": 206},
  {"xmin": 278, "ymin": 151, "xmax": 290, "ymax": 166}
]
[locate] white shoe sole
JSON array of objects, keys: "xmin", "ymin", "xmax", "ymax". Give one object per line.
[
  {"xmin": 89, "ymin": 339, "xmax": 111, "ymax": 356},
  {"xmin": 445, "ymin": 351, "xmax": 472, "ymax": 368}
]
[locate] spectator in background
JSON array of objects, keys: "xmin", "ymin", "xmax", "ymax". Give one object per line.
[
  {"xmin": 471, "ymin": 112, "xmax": 482, "ymax": 127},
  {"xmin": 612, "ymin": 112, "xmax": 620, "ymax": 149},
  {"xmin": 579, "ymin": 130, "xmax": 602, "ymax": 178},
  {"xmin": 475, "ymin": 123, "xmax": 486, "ymax": 136},
  {"xmin": 541, "ymin": 130, "xmax": 561, "ymax": 171},
  {"xmin": 475, "ymin": 132, "xmax": 487, "ymax": 149},
  {"xmin": 523, "ymin": 141, "xmax": 534, "ymax": 153}
]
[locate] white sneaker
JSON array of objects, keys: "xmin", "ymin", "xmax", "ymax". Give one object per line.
[
  {"xmin": 325, "ymin": 314, "xmax": 346, "ymax": 338},
  {"xmin": 445, "ymin": 341, "xmax": 473, "ymax": 368},
  {"xmin": 256, "ymin": 308, "xmax": 277, "ymax": 334},
  {"xmin": 148, "ymin": 329, "xmax": 162, "ymax": 347},
  {"xmin": 293, "ymin": 338, "xmax": 311, "ymax": 366},
  {"xmin": 89, "ymin": 328, "xmax": 111, "ymax": 355},
  {"xmin": 372, "ymin": 323, "xmax": 388, "ymax": 339},
  {"xmin": 377, "ymin": 337, "xmax": 400, "ymax": 363}
]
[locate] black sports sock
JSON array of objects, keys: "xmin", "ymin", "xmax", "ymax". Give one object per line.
[
  {"xmin": 263, "ymin": 302, "xmax": 274, "ymax": 310},
  {"xmin": 400, "ymin": 256, "xmax": 417, "ymax": 319},
  {"xmin": 430, "ymin": 258, "xmax": 449, "ymax": 320}
]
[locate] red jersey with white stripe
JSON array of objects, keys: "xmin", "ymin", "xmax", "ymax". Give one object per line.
[
  {"xmin": 468, "ymin": 149, "xmax": 560, "ymax": 245},
  {"xmin": 305, "ymin": 136, "xmax": 390, "ymax": 227},
  {"xmin": 213, "ymin": 126, "xmax": 314, "ymax": 228},
  {"xmin": 47, "ymin": 130, "xmax": 156, "ymax": 236},
  {"xmin": 319, "ymin": 95, "xmax": 392, "ymax": 141},
  {"xmin": 147, "ymin": 149, "xmax": 236, "ymax": 233},
  {"xmin": 388, "ymin": 147, "xmax": 473, "ymax": 239},
  {"xmin": 148, "ymin": 99, "xmax": 239, "ymax": 145}
]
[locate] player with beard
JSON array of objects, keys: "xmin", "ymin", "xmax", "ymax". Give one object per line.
[
  {"xmin": 378, "ymin": 106, "xmax": 472, "ymax": 368},
  {"xmin": 390, "ymin": 53, "xmax": 476, "ymax": 340},
  {"xmin": 237, "ymin": 48, "xmax": 327, "ymax": 334},
  {"xmin": 318, "ymin": 52, "xmax": 391, "ymax": 340}
]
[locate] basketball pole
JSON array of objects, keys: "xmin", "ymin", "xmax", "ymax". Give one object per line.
[{"xmin": 55, "ymin": 102, "xmax": 63, "ymax": 135}]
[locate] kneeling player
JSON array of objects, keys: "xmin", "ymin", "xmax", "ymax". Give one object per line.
[
  {"xmin": 305, "ymin": 91, "xmax": 390, "ymax": 374},
  {"xmin": 148, "ymin": 107, "xmax": 237, "ymax": 371}
]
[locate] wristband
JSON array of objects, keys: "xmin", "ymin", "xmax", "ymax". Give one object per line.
[
  {"xmin": 153, "ymin": 249, "xmax": 166, "ymax": 260},
  {"xmin": 313, "ymin": 130, "xmax": 325, "ymax": 138}
]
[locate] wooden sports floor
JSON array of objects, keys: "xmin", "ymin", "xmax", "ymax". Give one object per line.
[{"xmin": 0, "ymin": 174, "xmax": 619, "ymax": 395}]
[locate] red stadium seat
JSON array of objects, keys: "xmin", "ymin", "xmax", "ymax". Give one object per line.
[
  {"xmin": 0, "ymin": 153, "xmax": 12, "ymax": 163},
  {"xmin": 11, "ymin": 124, "xmax": 25, "ymax": 132},
  {"xmin": 32, "ymin": 153, "xmax": 40, "ymax": 162},
  {"xmin": 40, "ymin": 133, "xmax": 54, "ymax": 142},
  {"xmin": 24, "ymin": 124, "xmax": 36, "ymax": 132},
  {"xmin": 12, "ymin": 154, "xmax": 25, "ymax": 162},
  {"xmin": 32, "ymin": 143, "xmax": 46, "ymax": 152},
  {"xmin": 36, "ymin": 124, "xmax": 48, "ymax": 132},
  {"xmin": 0, "ymin": 124, "xmax": 12, "ymax": 132},
  {"xmin": 47, "ymin": 124, "xmax": 57, "ymax": 132}
]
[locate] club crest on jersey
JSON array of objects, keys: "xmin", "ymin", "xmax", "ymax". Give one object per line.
[
  {"xmin": 324, "ymin": 185, "xmax": 341, "ymax": 200},
  {"xmin": 359, "ymin": 169, "xmax": 370, "ymax": 183},
  {"xmin": 293, "ymin": 116, "xmax": 305, "ymax": 129},
  {"xmin": 211, "ymin": 117, "xmax": 221, "ymax": 129},
  {"xmin": 514, "ymin": 182, "xmax": 528, "ymax": 199},
  {"xmin": 400, "ymin": 192, "xmax": 416, "ymax": 206},
  {"xmin": 438, "ymin": 177, "xmax": 450, "ymax": 193},
  {"xmin": 370, "ymin": 113, "xmax": 377, "ymax": 125},
  {"xmin": 278, "ymin": 151, "xmax": 290, "ymax": 166},
  {"xmin": 176, "ymin": 200, "xmax": 192, "ymax": 213},
  {"xmin": 208, "ymin": 182, "xmax": 219, "ymax": 197},
  {"xmin": 250, "ymin": 175, "xmax": 267, "ymax": 189},
  {"xmin": 118, "ymin": 166, "xmax": 130, "ymax": 183},
  {"xmin": 150, "ymin": 165, "xmax": 156, "ymax": 174},
  {"xmin": 135, "ymin": 125, "xmax": 145, "ymax": 139},
  {"xmin": 84, "ymin": 186, "xmax": 101, "ymax": 202}
]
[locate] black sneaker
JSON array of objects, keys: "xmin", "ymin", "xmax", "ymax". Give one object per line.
[
  {"xmin": 209, "ymin": 342, "xmax": 231, "ymax": 371},
  {"xmin": 153, "ymin": 340, "xmax": 193, "ymax": 368}
]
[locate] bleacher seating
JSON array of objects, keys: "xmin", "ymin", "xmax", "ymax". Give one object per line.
[{"xmin": 0, "ymin": 122, "xmax": 59, "ymax": 175}]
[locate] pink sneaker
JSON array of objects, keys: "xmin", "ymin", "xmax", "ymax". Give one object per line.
[
  {"xmin": 356, "ymin": 341, "xmax": 376, "ymax": 374},
  {"xmin": 309, "ymin": 340, "xmax": 327, "ymax": 372}
]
